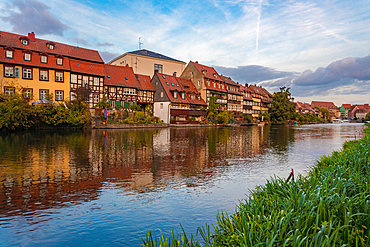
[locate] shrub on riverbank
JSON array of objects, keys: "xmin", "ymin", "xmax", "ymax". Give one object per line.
[
  {"xmin": 142, "ymin": 127, "xmax": 369, "ymax": 246},
  {"xmin": 0, "ymin": 93, "xmax": 90, "ymax": 131}
]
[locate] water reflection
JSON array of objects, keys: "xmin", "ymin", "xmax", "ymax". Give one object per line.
[{"xmin": 0, "ymin": 124, "xmax": 365, "ymax": 246}]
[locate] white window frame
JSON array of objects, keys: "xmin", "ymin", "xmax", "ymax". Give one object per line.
[
  {"xmin": 5, "ymin": 50, "xmax": 13, "ymax": 58},
  {"xmin": 71, "ymin": 74, "xmax": 77, "ymax": 84},
  {"xmin": 56, "ymin": 57, "xmax": 63, "ymax": 65},
  {"xmin": 55, "ymin": 71, "xmax": 64, "ymax": 82},
  {"xmin": 55, "ymin": 91, "xmax": 64, "ymax": 101},
  {"xmin": 82, "ymin": 76, "xmax": 89, "ymax": 86},
  {"xmin": 23, "ymin": 68, "xmax": 32, "ymax": 79},
  {"xmin": 4, "ymin": 87, "xmax": 15, "ymax": 96},
  {"xmin": 41, "ymin": 55, "xmax": 47, "ymax": 63},
  {"xmin": 24, "ymin": 53, "xmax": 31, "ymax": 61},
  {"xmin": 93, "ymin": 77, "xmax": 99, "ymax": 86},
  {"xmin": 40, "ymin": 70, "xmax": 48, "ymax": 80},
  {"xmin": 173, "ymin": 91, "xmax": 178, "ymax": 99},
  {"xmin": 4, "ymin": 66, "xmax": 14, "ymax": 77},
  {"xmin": 40, "ymin": 90, "xmax": 48, "ymax": 100},
  {"xmin": 23, "ymin": 89, "xmax": 32, "ymax": 99}
]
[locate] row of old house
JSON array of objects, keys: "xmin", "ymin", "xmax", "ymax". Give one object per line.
[
  {"xmin": 0, "ymin": 31, "xmax": 273, "ymax": 123},
  {"xmin": 296, "ymin": 101, "xmax": 370, "ymax": 121}
]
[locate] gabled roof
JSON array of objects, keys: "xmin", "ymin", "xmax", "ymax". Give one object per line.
[
  {"xmin": 191, "ymin": 61, "xmax": 224, "ymax": 82},
  {"xmin": 135, "ymin": 74, "xmax": 155, "ymax": 91},
  {"xmin": 249, "ymin": 85, "xmax": 266, "ymax": 96},
  {"xmin": 104, "ymin": 65, "xmax": 140, "ymax": 88},
  {"xmin": 0, "ymin": 31, "xmax": 103, "ymax": 63},
  {"xmin": 342, "ymin": 104, "xmax": 352, "ymax": 109},
  {"xmin": 157, "ymin": 73, "xmax": 188, "ymax": 104},
  {"xmin": 220, "ymin": 75, "xmax": 242, "ymax": 95},
  {"xmin": 175, "ymin": 77, "xmax": 206, "ymax": 106},
  {"xmin": 239, "ymin": 85, "xmax": 253, "ymax": 100},
  {"xmin": 311, "ymin": 101, "xmax": 337, "ymax": 109}
]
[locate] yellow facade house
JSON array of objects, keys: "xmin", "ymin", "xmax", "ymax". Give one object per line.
[
  {"xmin": 109, "ymin": 49, "xmax": 186, "ymax": 78},
  {"xmin": 0, "ymin": 31, "xmax": 104, "ymax": 104}
]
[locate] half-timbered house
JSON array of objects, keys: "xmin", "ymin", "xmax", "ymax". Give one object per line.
[
  {"xmin": 103, "ymin": 64, "xmax": 140, "ymax": 109},
  {"xmin": 135, "ymin": 74, "xmax": 155, "ymax": 110}
]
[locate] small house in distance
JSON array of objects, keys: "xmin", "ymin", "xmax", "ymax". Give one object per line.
[
  {"xmin": 109, "ymin": 49, "xmax": 186, "ymax": 78},
  {"xmin": 151, "ymin": 73, "xmax": 206, "ymax": 124}
]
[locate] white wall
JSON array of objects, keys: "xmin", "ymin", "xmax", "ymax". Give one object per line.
[{"xmin": 154, "ymin": 102, "xmax": 171, "ymax": 124}]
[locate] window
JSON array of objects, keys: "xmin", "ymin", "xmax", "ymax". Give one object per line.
[
  {"xmin": 124, "ymin": 88, "xmax": 136, "ymax": 95},
  {"xmin": 93, "ymin": 77, "xmax": 99, "ymax": 86},
  {"xmin": 160, "ymin": 103, "xmax": 163, "ymax": 109},
  {"xmin": 4, "ymin": 87, "xmax": 15, "ymax": 96},
  {"xmin": 198, "ymin": 81, "xmax": 201, "ymax": 86},
  {"xmin": 55, "ymin": 71, "xmax": 64, "ymax": 82},
  {"xmin": 160, "ymin": 91, "xmax": 164, "ymax": 97},
  {"xmin": 5, "ymin": 50, "xmax": 13, "ymax": 59},
  {"xmin": 24, "ymin": 53, "xmax": 31, "ymax": 61},
  {"xmin": 181, "ymin": 92, "xmax": 185, "ymax": 99},
  {"xmin": 93, "ymin": 94, "xmax": 99, "ymax": 103},
  {"xmin": 55, "ymin": 90, "xmax": 64, "ymax": 101},
  {"xmin": 173, "ymin": 91, "xmax": 178, "ymax": 98},
  {"xmin": 40, "ymin": 90, "xmax": 49, "ymax": 100},
  {"xmin": 71, "ymin": 74, "xmax": 77, "ymax": 84},
  {"xmin": 49, "ymin": 44, "xmax": 54, "ymax": 50},
  {"xmin": 40, "ymin": 69, "xmax": 48, "ymax": 81},
  {"xmin": 23, "ymin": 88, "xmax": 33, "ymax": 99},
  {"xmin": 154, "ymin": 64, "xmax": 163, "ymax": 74},
  {"xmin": 22, "ymin": 39, "xmax": 28, "ymax": 45},
  {"xmin": 83, "ymin": 76, "xmax": 89, "ymax": 86},
  {"xmin": 56, "ymin": 57, "xmax": 63, "ymax": 65},
  {"xmin": 4, "ymin": 65, "xmax": 14, "ymax": 77},
  {"xmin": 23, "ymin": 67, "xmax": 32, "ymax": 79},
  {"xmin": 41, "ymin": 55, "xmax": 47, "ymax": 63}
]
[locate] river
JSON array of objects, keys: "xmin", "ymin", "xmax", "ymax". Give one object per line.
[{"xmin": 0, "ymin": 123, "xmax": 366, "ymax": 246}]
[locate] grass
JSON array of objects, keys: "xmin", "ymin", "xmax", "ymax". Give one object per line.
[{"xmin": 142, "ymin": 124, "xmax": 369, "ymax": 246}]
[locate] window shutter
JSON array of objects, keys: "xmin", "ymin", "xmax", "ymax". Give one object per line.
[{"xmin": 15, "ymin": 68, "xmax": 19, "ymax": 78}]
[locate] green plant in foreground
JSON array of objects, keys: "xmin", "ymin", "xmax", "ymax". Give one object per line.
[{"xmin": 142, "ymin": 127, "xmax": 369, "ymax": 246}]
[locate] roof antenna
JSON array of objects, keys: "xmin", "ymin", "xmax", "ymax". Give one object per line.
[{"xmin": 138, "ymin": 37, "xmax": 143, "ymax": 50}]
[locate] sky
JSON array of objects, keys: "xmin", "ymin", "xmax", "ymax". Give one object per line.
[{"xmin": 0, "ymin": 0, "xmax": 369, "ymax": 105}]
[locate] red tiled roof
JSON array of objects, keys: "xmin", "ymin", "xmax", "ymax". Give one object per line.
[
  {"xmin": 249, "ymin": 85, "xmax": 265, "ymax": 96},
  {"xmin": 175, "ymin": 77, "xmax": 206, "ymax": 106},
  {"xmin": 104, "ymin": 65, "xmax": 140, "ymax": 88},
  {"xmin": 70, "ymin": 59, "xmax": 105, "ymax": 76},
  {"xmin": 135, "ymin": 74, "xmax": 155, "ymax": 91},
  {"xmin": 157, "ymin": 73, "xmax": 189, "ymax": 104},
  {"xmin": 239, "ymin": 85, "xmax": 253, "ymax": 100},
  {"xmin": 0, "ymin": 46, "xmax": 70, "ymax": 71},
  {"xmin": 220, "ymin": 75, "xmax": 242, "ymax": 95},
  {"xmin": 0, "ymin": 31, "xmax": 103, "ymax": 63},
  {"xmin": 342, "ymin": 104, "xmax": 352, "ymax": 109},
  {"xmin": 311, "ymin": 101, "xmax": 337, "ymax": 109},
  {"xmin": 191, "ymin": 61, "xmax": 223, "ymax": 82}
]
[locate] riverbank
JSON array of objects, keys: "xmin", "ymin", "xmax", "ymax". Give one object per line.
[{"xmin": 143, "ymin": 124, "xmax": 369, "ymax": 246}]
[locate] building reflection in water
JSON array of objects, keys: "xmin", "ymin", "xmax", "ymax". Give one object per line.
[{"xmin": 0, "ymin": 126, "xmax": 299, "ymax": 218}]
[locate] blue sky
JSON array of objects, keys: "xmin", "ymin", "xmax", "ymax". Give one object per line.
[{"xmin": 0, "ymin": 0, "xmax": 369, "ymax": 105}]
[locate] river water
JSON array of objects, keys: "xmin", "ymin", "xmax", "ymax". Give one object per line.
[{"xmin": 0, "ymin": 123, "xmax": 366, "ymax": 246}]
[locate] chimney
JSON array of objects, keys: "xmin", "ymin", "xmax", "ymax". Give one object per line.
[
  {"xmin": 173, "ymin": 72, "xmax": 177, "ymax": 77},
  {"xmin": 28, "ymin": 32, "xmax": 35, "ymax": 42},
  {"xmin": 195, "ymin": 61, "xmax": 198, "ymax": 63}
]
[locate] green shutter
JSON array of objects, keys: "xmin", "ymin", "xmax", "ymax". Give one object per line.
[
  {"xmin": 124, "ymin": 101, "xmax": 129, "ymax": 108},
  {"xmin": 116, "ymin": 100, "xmax": 121, "ymax": 109}
]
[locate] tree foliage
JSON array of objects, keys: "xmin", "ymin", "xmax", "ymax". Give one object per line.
[
  {"xmin": 0, "ymin": 93, "xmax": 91, "ymax": 131},
  {"xmin": 269, "ymin": 87, "xmax": 296, "ymax": 123}
]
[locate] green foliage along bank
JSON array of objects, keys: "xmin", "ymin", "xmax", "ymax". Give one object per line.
[
  {"xmin": 142, "ymin": 125, "xmax": 369, "ymax": 246},
  {"xmin": 0, "ymin": 93, "xmax": 91, "ymax": 131}
]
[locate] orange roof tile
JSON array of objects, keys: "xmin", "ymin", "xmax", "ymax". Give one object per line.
[
  {"xmin": 104, "ymin": 65, "xmax": 140, "ymax": 88},
  {"xmin": 135, "ymin": 74, "xmax": 155, "ymax": 91},
  {"xmin": 175, "ymin": 77, "xmax": 206, "ymax": 106},
  {"xmin": 70, "ymin": 59, "xmax": 105, "ymax": 76},
  {"xmin": 157, "ymin": 73, "xmax": 189, "ymax": 104},
  {"xmin": 0, "ymin": 31, "xmax": 103, "ymax": 63},
  {"xmin": 311, "ymin": 101, "xmax": 337, "ymax": 109},
  {"xmin": 191, "ymin": 61, "xmax": 224, "ymax": 82}
]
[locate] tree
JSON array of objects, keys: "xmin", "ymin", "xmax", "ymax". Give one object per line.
[
  {"xmin": 207, "ymin": 95, "xmax": 220, "ymax": 122},
  {"xmin": 269, "ymin": 87, "xmax": 296, "ymax": 123}
]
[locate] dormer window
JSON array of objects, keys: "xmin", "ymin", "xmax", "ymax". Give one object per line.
[
  {"xmin": 41, "ymin": 55, "xmax": 47, "ymax": 63},
  {"xmin": 49, "ymin": 44, "xmax": 54, "ymax": 50},
  {"xmin": 24, "ymin": 53, "xmax": 31, "ymax": 61},
  {"xmin": 173, "ymin": 91, "xmax": 178, "ymax": 99},
  {"xmin": 181, "ymin": 92, "xmax": 185, "ymax": 99},
  {"xmin": 56, "ymin": 57, "xmax": 63, "ymax": 65},
  {"xmin": 5, "ymin": 50, "xmax": 13, "ymax": 59}
]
